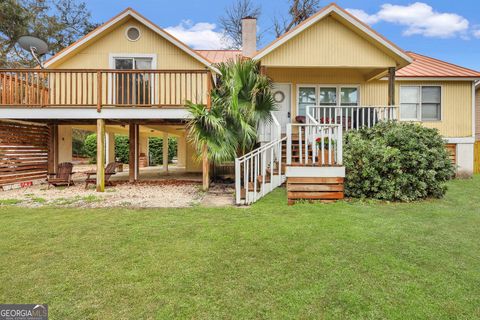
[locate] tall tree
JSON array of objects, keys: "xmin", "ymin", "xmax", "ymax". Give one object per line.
[
  {"xmin": 187, "ymin": 59, "xmax": 275, "ymax": 163},
  {"xmin": 219, "ymin": 0, "xmax": 261, "ymax": 50},
  {"xmin": 0, "ymin": 0, "xmax": 97, "ymax": 67},
  {"xmin": 273, "ymin": 0, "xmax": 321, "ymax": 37}
]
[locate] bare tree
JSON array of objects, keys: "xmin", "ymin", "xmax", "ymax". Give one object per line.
[
  {"xmin": 219, "ymin": 0, "xmax": 261, "ymax": 49},
  {"xmin": 273, "ymin": 0, "xmax": 321, "ymax": 37}
]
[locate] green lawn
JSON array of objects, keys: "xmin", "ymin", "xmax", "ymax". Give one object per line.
[{"xmin": 1, "ymin": 178, "xmax": 480, "ymax": 319}]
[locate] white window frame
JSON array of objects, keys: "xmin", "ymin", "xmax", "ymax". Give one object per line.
[
  {"xmin": 108, "ymin": 53, "xmax": 157, "ymax": 105},
  {"xmin": 399, "ymin": 85, "xmax": 443, "ymax": 122},
  {"xmin": 296, "ymin": 84, "xmax": 360, "ymax": 116}
]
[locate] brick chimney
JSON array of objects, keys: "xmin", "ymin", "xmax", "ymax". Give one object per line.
[{"xmin": 241, "ymin": 17, "xmax": 257, "ymax": 58}]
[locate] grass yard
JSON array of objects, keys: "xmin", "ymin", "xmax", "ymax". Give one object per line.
[{"xmin": 1, "ymin": 178, "xmax": 480, "ymax": 319}]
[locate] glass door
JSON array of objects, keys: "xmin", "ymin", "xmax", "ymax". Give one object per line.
[{"xmin": 114, "ymin": 57, "xmax": 152, "ymax": 105}]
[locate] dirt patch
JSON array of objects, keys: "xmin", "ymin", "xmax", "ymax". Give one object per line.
[{"xmin": 0, "ymin": 181, "xmax": 206, "ymax": 208}]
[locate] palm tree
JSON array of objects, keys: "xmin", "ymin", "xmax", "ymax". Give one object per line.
[{"xmin": 187, "ymin": 59, "xmax": 276, "ymax": 163}]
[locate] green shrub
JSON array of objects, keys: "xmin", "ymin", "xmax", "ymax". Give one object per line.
[
  {"xmin": 344, "ymin": 121, "xmax": 455, "ymax": 201},
  {"xmin": 149, "ymin": 137, "xmax": 177, "ymax": 165},
  {"xmin": 115, "ymin": 135, "xmax": 129, "ymax": 164},
  {"xmin": 84, "ymin": 133, "xmax": 97, "ymax": 163},
  {"xmin": 83, "ymin": 134, "xmax": 177, "ymax": 165}
]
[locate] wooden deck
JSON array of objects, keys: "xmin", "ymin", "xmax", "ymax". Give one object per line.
[{"xmin": 0, "ymin": 69, "xmax": 213, "ymax": 111}]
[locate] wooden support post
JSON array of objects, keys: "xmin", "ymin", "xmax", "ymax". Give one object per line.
[
  {"xmin": 96, "ymin": 119, "xmax": 105, "ymax": 192},
  {"xmin": 202, "ymin": 72, "xmax": 213, "ymax": 190},
  {"xmin": 163, "ymin": 132, "xmax": 169, "ymax": 173},
  {"xmin": 128, "ymin": 123, "xmax": 138, "ymax": 183},
  {"xmin": 202, "ymin": 144, "xmax": 209, "ymax": 190},
  {"xmin": 388, "ymin": 67, "xmax": 396, "ymax": 106},
  {"xmin": 47, "ymin": 124, "xmax": 58, "ymax": 174}
]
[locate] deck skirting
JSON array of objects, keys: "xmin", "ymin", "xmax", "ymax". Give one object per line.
[{"xmin": 286, "ymin": 166, "xmax": 345, "ymax": 205}]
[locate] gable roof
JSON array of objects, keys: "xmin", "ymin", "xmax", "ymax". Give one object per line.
[
  {"xmin": 253, "ymin": 3, "xmax": 413, "ymax": 67},
  {"xmin": 196, "ymin": 50, "xmax": 242, "ymax": 63},
  {"xmin": 397, "ymin": 52, "xmax": 480, "ymax": 79},
  {"xmin": 44, "ymin": 8, "xmax": 214, "ymax": 70}
]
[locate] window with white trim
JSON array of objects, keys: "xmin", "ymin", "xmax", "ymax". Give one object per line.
[
  {"xmin": 400, "ymin": 86, "xmax": 441, "ymax": 121},
  {"xmin": 297, "ymin": 86, "xmax": 359, "ymax": 116}
]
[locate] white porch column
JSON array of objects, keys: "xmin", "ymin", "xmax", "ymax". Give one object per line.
[
  {"xmin": 163, "ymin": 132, "xmax": 169, "ymax": 173},
  {"xmin": 177, "ymin": 135, "xmax": 186, "ymax": 168},
  {"xmin": 105, "ymin": 132, "xmax": 115, "ymax": 164},
  {"xmin": 57, "ymin": 125, "xmax": 72, "ymax": 163}
]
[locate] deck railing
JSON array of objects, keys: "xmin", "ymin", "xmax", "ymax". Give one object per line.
[
  {"xmin": 235, "ymin": 137, "xmax": 286, "ymax": 205},
  {"xmin": 0, "ymin": 69, "xmax": 210, "ymax": 110},
  {"xmin": 306, "ymin": 106, "xmax": 397, "ymax": 132},
  {"xmin": 258, "ymin": 111, "xmax": 281, "ymax": 144},
  {"xmin": 286, "ymin": 123, "xmax": 343, "ymax": 166}
]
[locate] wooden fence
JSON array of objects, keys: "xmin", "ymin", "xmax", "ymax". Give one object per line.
[{"xmin": 0, "ymin": 121, "xmax": 49, "ymax": 188}]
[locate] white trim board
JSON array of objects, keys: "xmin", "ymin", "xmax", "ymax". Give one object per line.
[
  {"xmin": 44, "ymin": 8, "xmax": 219, "ymax": 73},
  {"xmin": 444, "ymin": 137, "xmax": 475, "ymax": 144},
  {"xmin": 0, "ymin": 108, "xmax": 192, "ymax": 120},
  {"xmin": 286, "ymin": 166, "xmax": 346, "ymax": 178},
  {"xmin": 253, "ymin": 4, "xmax": 412, "ymax": 65},
  {"xmin": 387, "ymin": 77, "xmax": 480, "ymax": 81}
]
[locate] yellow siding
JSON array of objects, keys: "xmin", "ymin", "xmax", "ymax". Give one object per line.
[
  {"xmin": 476, "ymin": 88, "xmax": 480, "ymax": 140},
  {"xmin": 393, "ymin": 81, "xmax": 473, "ymax": 138},
  {"xmin": 50, "ymin": 17, "xmax": 205, "ymax": 70},
  {"xmin": 267, "ymin": 67, "xmax": 473, "ymax": 138},
  {"xmin": 46, "ymin": 17, "xmax": 208, "ymax": 107},
  {"xmin": 260, "ymin": 16, "xmax": 397, "ymax": 68}
]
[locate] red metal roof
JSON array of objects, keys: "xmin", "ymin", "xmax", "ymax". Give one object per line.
[
  {"xmin": 397, "ymin": 52, "xmax": 480, "ymax": 78},
  {"xmin": 196, "ymin": 50, "xmax": 242, "ymax": 63}
]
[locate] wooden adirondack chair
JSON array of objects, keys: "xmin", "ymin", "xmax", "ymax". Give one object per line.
[
  {"xmin": 84, "ymin": 162, "xmax": 117, "ymax": 189},
  {"xmin": 47, "ymin": 162, "xmax": 75, "ymax": 188}
]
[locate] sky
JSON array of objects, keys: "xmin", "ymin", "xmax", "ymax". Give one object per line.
[{"xmin": 82, "ymin": 0, "xmax": 480, "ymax": 70}]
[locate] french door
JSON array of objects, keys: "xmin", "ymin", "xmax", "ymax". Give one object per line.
[{"xmin": 114, "ymin": 57, "xmax": 152, "ymax": 105}]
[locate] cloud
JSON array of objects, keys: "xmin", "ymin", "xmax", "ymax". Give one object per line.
[
  {"xmin": 347, "ymin": 2, "xmax": 469, "ymax": 39},
  {"xmin": 474, "ymin": 29, "xmax": 480, "ymax": 39},
  {"xmin": 165, "ymin": 20, "xmax": 230, "ymax": 49},
  {"xmin": 346, "ymin": 9, "xmax": 380, "ymax": 25}
]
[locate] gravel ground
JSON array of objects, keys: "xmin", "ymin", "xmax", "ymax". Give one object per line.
[{"xmin": 0, "ymin": 181, "xmax": 206, "ymax": 208}]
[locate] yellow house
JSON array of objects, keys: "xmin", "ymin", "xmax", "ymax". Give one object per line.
[{"xmin": 0, "ymin": 3, "xmax": 478, "ymax": 200}]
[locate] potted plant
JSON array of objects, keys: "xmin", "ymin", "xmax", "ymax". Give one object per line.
[{"xmin": 315, "ymin": 137, "xmax": 335, "ymax": 166}]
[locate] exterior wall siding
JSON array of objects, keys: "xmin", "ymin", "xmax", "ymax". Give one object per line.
[
  {"xmin": 50, "ymin": 17, "xmax": 205, "ymax": 70},
  {"xmin": 260, "ymin": 16, "xmax": 397, "ymax": 68},
  {"xmin": 267, "ymin": 67, "xmax": 473, "ymax": 138},
  {"xmin": 476, "ymin": 87, "xmax": 480, "ymax": 140}
]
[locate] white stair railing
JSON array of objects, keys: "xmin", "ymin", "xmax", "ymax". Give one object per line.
[
  {"xmin": 307, "ymin": 106, "xmax": 397, "ymax": 132},
  {"xmin": 235, "ymin": 137, "xmax": 286, "ymax": 205},
  {"xmin": 286, "ymin": 123, "xmax": 343, "ymax": 166},
  {"xmin": 257, "ymin": 111, "xmax": 281, "ymax": 143}
]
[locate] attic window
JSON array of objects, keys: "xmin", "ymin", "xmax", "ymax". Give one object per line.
[{"xmin": 126, "ymin": 26, "xmax": 141, "ymax": 41}]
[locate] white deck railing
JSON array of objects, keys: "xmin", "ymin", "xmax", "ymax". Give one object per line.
[
  {"xmin": 235, "ymin": 137, "xmax": 286, "ymax": 205},
  {"xmin": 258, "ymin": 111, "xmax": 281, "ymax": 143},
  {"xmin": 286, "ymin": 123, "xmax": 343, "ymax": 166},
  {"xmin": 306, "ymin": 106, "xmax": 397, "ymax": 132}
]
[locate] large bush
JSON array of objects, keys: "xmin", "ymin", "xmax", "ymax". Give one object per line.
[
  {"xmin": 83, "ymin": 134, "xmax": 177, "ymax": 165},
  {"xmin": 84, "ymin": 134, "xmax": 130, "ymax": 164},
  {"xmin": 344, "ymin": 122, "xmax": 455, "ymax": 201},
  {"xmin": 115, "ymin": 135, "xmax": 129, "ymax": 164},
  {"xmin": 84, "ymin": 133, "xmax": 97, "ymax": 163},
  {"xmin": 149, "ymin": 137, "xmax": 177, "ymax": 165}
]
